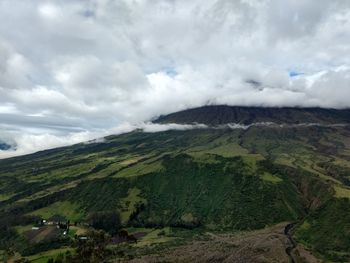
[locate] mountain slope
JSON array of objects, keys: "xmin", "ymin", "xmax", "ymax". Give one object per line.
[
  {"xmin": 156, "ymin": 105, "xmax": 350, "ymax": 125},
  {"xmin": 1, "ymin": 106, "xmax": 350, "ymax": 262}
]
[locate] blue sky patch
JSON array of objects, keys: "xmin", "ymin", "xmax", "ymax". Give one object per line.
[{"xmin": 289, "ymin": 70, "xmax": 304, "ymax": 77}]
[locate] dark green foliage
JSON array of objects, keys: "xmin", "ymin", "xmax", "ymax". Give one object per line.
[
  {"xmin": 132, "ymin": 155, "xmax": 303, "ymax": 229},
  {"xmin": 69, "ymin": 179, "xmax": 129, "ymax": 212},
  {"xmin": 0, "ymin": 225, "xmax": 19, "ymax": 249},
  {"xmin": 295, "ymin": 199, "xmax": 350, "ymax": 261},
  {"xmin": 88, "ymin": 211, "xmax": 121, "ymax": 235},
  {"xmin": 69, "ymin": 155, "xmax": 303, "ymax": 230}
]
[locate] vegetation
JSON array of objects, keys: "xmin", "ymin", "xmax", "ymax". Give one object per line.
[
  {"xmin": 74, "ymin": 229, "xmax": 110, "ymax": 263},
  {"xmin": 295, "ymin": 199, "xmax": 350, "ymax": 261},
  {"xmin": 88, "ymin": 211, "xmax": 121, "ymax": 235},
  {"xmin": 0, "ymin": 106, "xmax": 350, "ymax": 262},
  {"xmin": 29, "ymin": 201, "xmax": 85, "ymax": 222}
]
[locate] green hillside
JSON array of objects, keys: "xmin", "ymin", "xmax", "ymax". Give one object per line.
[{"xmin": 1, "ymin": 106, "xmax": 350, "ymax": 262}]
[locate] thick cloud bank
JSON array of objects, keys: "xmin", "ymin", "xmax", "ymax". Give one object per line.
[
  {"xmin": 0, "ymin": 0, "xmax": 350, "ymax": 157},
  {"xmin": 0, "ymin": 122, "xmax": 208, "ymax": 158}
]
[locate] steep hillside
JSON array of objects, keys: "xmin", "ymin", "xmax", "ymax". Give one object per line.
[
  {"xmin": 1, "ymin": 106, "xmax": 350, "ymax": 262},
  {"xmin": 156, "ymin": 105, "xmax": 350, "ymax": 125}
]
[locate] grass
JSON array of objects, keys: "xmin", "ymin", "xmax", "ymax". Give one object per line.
[
  {"xmin": 301, "ymin": 163, "xmax": 343, "ymax": 184},
  {"xmin": 242, "ymin": 154, "xmax": 265, "ymax": 171},
  {"xmin": 15, "ymin": 225, "xmax": 33, "ymax": 234},
  {"xmin": 135, "ymin": 227, "xmax": 175, "ymax": 247},
  {"xmin": 260, "ymin": 172, "xmax": 283, "ymax": 183},
  {"xmin": 84, "ymin": 155, "xmax": 147, "ymax": 179},
  {"xmin": 120, "ymin": 156, "xmax": 144, "ymax": 165},
  {"xmin": 202, "ymin": 140, "xmax": 249, "ymax": 157},
  {"xmin": 274, "ymin": 153, "xmax": 297, "ymax": 167},
  {"xmin": 29, "ymin": 201, "xmax": 85, "ymax": 221},
  {"xmin": 120, "ymin": 187, "xmax": 146, "ymax": 223},
  {"xmin": 26, "ymin": 247, "xmax": 74, "ymax": 263},
  {"xmin": 334, "ymin": 185, "xmax": 350, "ymax": 199},
  {"xmin": 0, "ymin": 250, "xmax": 5, "ymax": 263},
  {"xmin": 25, "ymin": 160, "xmax": 99, "ymax": 183},
  {"xmin": 18, "ymin": 180, "xmax": 80, "ymax": 203},
  {"xmin": 333, "ymin": 158, "xmax": 350, "ymax": 168},
  {"xmin": 0, "ymin": 194, "xmax": 12, "ymax": 201},
  {"xmin": 125, "ymin": 227, "xmax": 155, "ymax": 235},
  {"xmin": 185, "ymin": 133, "xmax": 249, "ymax": 158},
  {"xmin": 114, "ymin": 159, "xmax": 163, "ymax": 178},
  {"xmin": 69, "ymin": 226, "xmax": 87, "ymax": 236},
  {"xmin": 298, "ymin": 220, "xmax": 311, "ymax": 231}
]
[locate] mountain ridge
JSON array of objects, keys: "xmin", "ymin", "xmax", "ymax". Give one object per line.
[{"xmin": 155, "ymin": 105, "xmax": 350, "ymax": 125}]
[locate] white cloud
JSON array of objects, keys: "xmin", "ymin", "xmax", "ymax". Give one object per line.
[
  {"xmin": 0, "ymin": 0, "xmax": 349, "ymax": 157},
  {"xmin": 38, "ymin": 3, "xmax": 61, "ymax": 19},
  {"xmin": 0, "ymin": 131, "xmax": 100, "ymax": 159},
  {"xmin": 0, "ymin": 122, "xmax": 208, "ymax": 158}
]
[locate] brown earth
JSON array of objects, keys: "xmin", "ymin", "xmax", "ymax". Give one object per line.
[
  {"xmin": 23, "ymin": 226, "xmax": 61, "ymax": 244},
  {"xmin": 118, "ymin": 223, "xmax": 320, "ymax": 263}
]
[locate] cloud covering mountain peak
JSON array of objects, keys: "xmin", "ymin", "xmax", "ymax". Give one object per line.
[{"xmin": 0, "ymin": 0, "xmax": 350, "ymax": 157}]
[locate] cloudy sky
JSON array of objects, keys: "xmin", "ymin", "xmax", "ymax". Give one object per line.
[{"xmin": 0, "ymin": 0, "xmax": 350, "ymax": 158}]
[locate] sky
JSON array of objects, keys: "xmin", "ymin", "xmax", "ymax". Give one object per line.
[{"xmin": 0, "ymin": 0, "xmax": 350, "ymax": 158}]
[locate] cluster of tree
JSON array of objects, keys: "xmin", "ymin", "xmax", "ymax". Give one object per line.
[
  {"xmin": 88, "ymin": 211, "xmax": 121, "ymax": 235},
  {"xmin": 127, "ymin": 202, "xmax": 145, "ymax": 224},
  {"xmin": 0, "ymin": 224, "xmax": 19, "ymax": 250}
]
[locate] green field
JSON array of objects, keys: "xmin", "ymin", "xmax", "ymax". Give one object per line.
[{"xmin": 29, "ymin": 201, "xmax": 85, "ymax": 222}]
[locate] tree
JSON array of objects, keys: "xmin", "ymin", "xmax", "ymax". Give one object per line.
[{"xmin": 88, "ymin": 211, "xmax": 121, "ymax": 235}]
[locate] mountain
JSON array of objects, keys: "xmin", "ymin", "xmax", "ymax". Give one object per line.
[
  {"xmin": 0, "ymin": 141, "xmax": 12, "ymax": 151},
  {"xmin": 0, "ymin": 105, "xmax": 350, "ymax": 262},
  {"xmin": 156, "ymin": 105, "xmax": 350, "ymax": 125}
]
